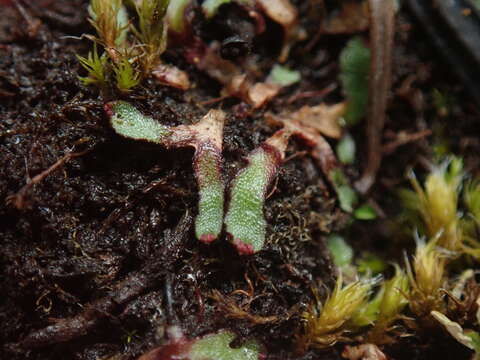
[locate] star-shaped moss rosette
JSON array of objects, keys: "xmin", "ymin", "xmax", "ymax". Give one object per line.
[
  {"xmin": 225, "ymin": 130, "xmax": 291, "ymax": 255},
  {"xmin": 105, "ymin": 101, "xmax": 225, "ymax": 243}
]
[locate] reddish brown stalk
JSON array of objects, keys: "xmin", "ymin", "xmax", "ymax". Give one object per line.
[{"xmin": 355, "ymin": 0, "xmax": 396, "ymax": 194}]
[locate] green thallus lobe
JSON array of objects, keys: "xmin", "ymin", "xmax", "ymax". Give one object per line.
[
  {"xmin": 194, "ymin": 142, "xmax": 225, "ymax": 242},
  {"xmin": 106, "ymin": 101, "xmax": 225, "ymax": 243},
  {"xmin": 225, "ymin": 130, "xmax": 290, "ymax": 255},
  {"xmin": 138, "ymin": 327, "xmax": 263, "ymax": 360},
  {"xmin": 108, "ymin": 101, "xmax": 291, "ymax": 254}
]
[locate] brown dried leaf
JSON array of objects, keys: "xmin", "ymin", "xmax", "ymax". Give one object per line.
[
  {"xmin": 342, "ymin": 344, "xmax": 387, "ymax": 360},
  {"xmin": 256, "ymin": 0, "xmax": 299, "ymax": 62},
  {"xmin": 293, "ymin": 103, "xmax": 345, "ymax": 139},
  {"xmin": 152, "ymin": 64, "xmax": 191, "ymax": 90},
  {"xmin": 194, "ymin": 42, "xmax": 291, "ymax": 107},
  {"xmin": 196, "ymin": 41, "xmax": 241, "ymax": 85},
  {"xmin": 269, "ymin": 103, "xmax": 345, "ymax": 139},
  {"xmin": 266, "ymin": 108, "xmax": 340, "ymax": 181},
  {"xmin": 247, "ymin": 82, "xmax": 282, "ymax": 108},
  {"xmin": 431, "ymin": 311, "xmax": 475, "ymax": 350},
  {"xmin": 323, "ymin": 1, "xmax": 369, "ymax": 35},
  {"xmin": 256, "ymin": 0, "xmax": 297, "ymax": 28}
]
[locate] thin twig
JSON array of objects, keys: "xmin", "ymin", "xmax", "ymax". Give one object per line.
[
  {"xmin": 6, "ymin": 149, "xmax": 90, "ymax": 210},
  {"xmin": 382, "ymin": 129, "xmax": 432, "ymax": 155},
  {"xmin": 287, "ymin": 83, "xmax": 337, "ymax": 104}
]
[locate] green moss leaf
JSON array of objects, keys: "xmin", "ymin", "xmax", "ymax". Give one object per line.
[
  {"xmin": 357, "ymin": 252, "xmax": 387, "ymax": 275},
  {"xmin": 464, "ymin": 179, "xmax": 480, "ymax": 222},
  {"xmin": 354, "ymin": 204, "xmax": 377, "ymax": 220},
  {"xmin": 351, "ymin": 285, "xmax": 384, "ymax": 328},
  {"xmin": 377, "ymin": 267, "xmax": 409, "ymax": 323},
  {"xmin": 339, "ymin": 37, "xmax": 370, "ymax": 125},
  {"xmin": 135, "ymin": 0, "xmax": 170, "ymax": 45},
  {"xmin": 268, "ymin": 64, "xmax": 301, "ymax": 87},
  {"xmin": 336, "ymin": 133, "xmax": 355, "ymax": 165},
  {"xmin": 113, "ymin": 58, "xmax": 141, "ymax": 92},
  {"xmin": 77, "ymin": 44, "xmax": 108, "ymax": 86},
  {"xmin": 88, "ymin": 0, "xmax": 129, "ymax": 48},
  {"xmin": 467, "ymin": 331, "xmax": 480, "ymax": 356},
  {"xmin": 327, "ymin": 234, "xmax": 353, "ymax": 267},
  {"xmin": 330, "ymin": 168, "xmax": 358, "ymax": 213}
]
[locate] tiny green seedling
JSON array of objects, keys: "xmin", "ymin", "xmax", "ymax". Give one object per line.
[
  {"xmin": 113, "ymin": 57, "xmax": 141, "ymax": 92},
  {"xmin": 405, "ymin": 238, "xmax": 447, "ymax": 319},
  {"xmin": 77, "ymin": 44, "xmax": 108, "ymax": 87},
  {"xmin": 339, "ymin": 37, "xmax": 371, "ymax": 125},
  {"xmin": 299, "ymin": 275, "xmax": 373, "ymax": 350},
  {"xmin": 366, "ymin": 266, "xmax": 409, "ymax": 343},
  {"xmin": 79, "ymin": 0, "xmax": 174, "ymax": 92},
  {"xmin": 132, "ymin": 0, "xmax": 170, "ymax": 72},
  {"xmin": 106, "ymin": 101, "xmax": 225, "ymax": 243},
  {"xmin": 400, "ymin": 157, "xmax": 463, "ymax": 252},
  {"xmin": 88, "ymin": 0, "xmax": 129, "ymax": 53}
]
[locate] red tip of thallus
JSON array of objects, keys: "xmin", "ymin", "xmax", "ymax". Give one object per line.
[
  {"xmin": 233, "ymin": 238, "xmax": 255, "ymax": 255},
  {"xmin": 104, "ymin": 103, "xmax": 114, "ymax": 117},
  {"xmin": 199, "ymin": 233, "xmax": 216, "ymax": 244}
]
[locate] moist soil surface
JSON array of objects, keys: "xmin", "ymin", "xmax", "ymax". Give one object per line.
[{"xmin": 0, "ymin": 1, "xmax": 478, "ymax": 359}]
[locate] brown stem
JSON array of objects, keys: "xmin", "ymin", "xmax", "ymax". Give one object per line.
[
  {"xmin": 6, "ymin": 149, "xmax": 90, "ymax": 210},
  {"xmin": 355, "ymin": 0, "xmax": 396, "ymax": 194},
  {"xmin": 382, "ymin": 129, "xmax": 432, "ymax": 155}
]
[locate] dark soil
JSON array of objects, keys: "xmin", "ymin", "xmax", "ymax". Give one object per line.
[{"xmin": 0, "ymin": 1, "xmax": 478, "ymax": 360}]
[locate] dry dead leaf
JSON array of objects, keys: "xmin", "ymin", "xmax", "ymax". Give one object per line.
[
  {"xmin": 323, "ymin": 1, "xmax": 369, "ymax": 34},
  {"xmin": 269, "ymin": 103, "xmax": 346, "ymax": 139},
  {"xmin": 266, "ymin": 109, "xmax": 340, "ymax": 182},
  {"xmin": 196, "ymin": 41, "xmax": 241, "ymax": 85},
  {"xmin": 152, "ymin": 64, "xmax": 191, "ymax": 90},
  {"xmin": 355, "ymin": 0, "xmax": 396, "ymax": 194},
  {"xmin": 292, "ymin": 103, "xmax": 345, "ymax": 139},
  {"xmin": 342, "ymin": 344, "xmax": 387, "ymax": 360},
  {"xmin": 256, "ymin": 0, "xmax": 297, "ymax": 28},
  {"xmin": 431, "ymin": 311, "xmax": 474, "ymax": 350},
  {"xmin": 256, "ymin": 0, "xmax": 299, "ymax": 62},
  {"xmin": 247, "ymin": 82, "xmax": 282, "ymax": 108}
]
